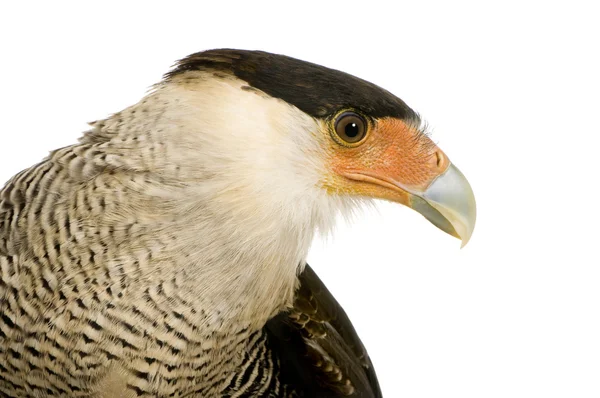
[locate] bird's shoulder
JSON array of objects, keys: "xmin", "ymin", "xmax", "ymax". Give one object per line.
[
  {"xmin": 0, "ymin": 157, "xmax": 57, "ymax": 257},
  {"xmin": 264, "ymin": 264, "xmax": 382, "ymax": 397}
]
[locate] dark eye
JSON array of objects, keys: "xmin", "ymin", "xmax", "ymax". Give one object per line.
[{"xmin": 334, "ymin": 112, "xmax": 367, "ymax": 144}]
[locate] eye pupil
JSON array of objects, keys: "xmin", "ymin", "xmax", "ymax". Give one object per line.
[
  {"xmin": 334, "ymin": 112, "xmax": 366, "ymax": 144},
  {"xmin": 345, "ymin": 123, "xmax": 359, "ymax": 137}
]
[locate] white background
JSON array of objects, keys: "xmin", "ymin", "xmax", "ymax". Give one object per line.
[{"xmin": 1, "ymin": 1, "xmax": 598, "ymax": 397}]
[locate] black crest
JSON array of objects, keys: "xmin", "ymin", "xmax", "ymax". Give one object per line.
[{"xmin": 166, "ymin": 49, "xmax": 419, "ymax": 121}]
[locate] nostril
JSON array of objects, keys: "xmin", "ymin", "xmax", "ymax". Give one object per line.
[
  {"xmin": 427, "ymin": 149, "xmax": 448, "ymax": 171},
  {"xmin": 435, "ymin": 151, "xmax": 443, "ymax": 168}
]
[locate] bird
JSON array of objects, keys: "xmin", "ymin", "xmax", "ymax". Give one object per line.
[{"xmin": 0, "ymin": 49, "xmax": 476, "ymax": 397}]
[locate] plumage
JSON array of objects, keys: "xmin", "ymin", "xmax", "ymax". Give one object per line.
[
  {"xmin": 266, "ymin": 265, "xmax": 382, "ymax": 397},
  {"xmin": 0, "ymin": 49, "xmax": 475, "ymax": 397}
]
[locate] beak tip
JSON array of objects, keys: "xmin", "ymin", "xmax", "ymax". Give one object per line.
[
  {"xmin": 458, "ymin": 206, "xmax": 476, "ymax": 248},
  {"xmin": 459, "ymin": 234, "xmax": 471, "ymax": 249}
]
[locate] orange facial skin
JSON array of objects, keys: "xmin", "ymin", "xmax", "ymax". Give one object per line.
[{"xmin": 324, "ymin": 117, "xmax": 450, "ymax": 204}]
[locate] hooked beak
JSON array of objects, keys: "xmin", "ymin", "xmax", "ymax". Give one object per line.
[
  {"xmin": 339, "ymin": 159, "xmax": 476, "ymax": 247},
  {"xmin": 409, "ymin": 163, "xmax": 476, "ymax": 247},
  {"xmin": 344, "ymin": 162, "xmax": 476, "ymax": 247}
]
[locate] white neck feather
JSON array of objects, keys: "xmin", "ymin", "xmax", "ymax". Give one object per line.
[{"xmin": 82, "ymin": 72, "xmax": 356, "ymax": 328}]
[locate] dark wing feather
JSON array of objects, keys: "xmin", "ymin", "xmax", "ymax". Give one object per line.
[{"xmin": 265, "ymin": 264, "xmax": 383, "ymax": 397}]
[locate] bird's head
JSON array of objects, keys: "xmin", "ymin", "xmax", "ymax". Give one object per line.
[{"xmin": 118, "ymin": 49, "xmax": 475, "ymax": 251}]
